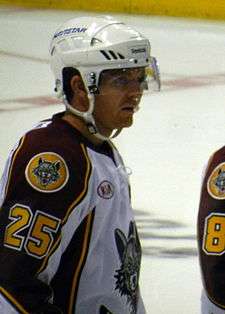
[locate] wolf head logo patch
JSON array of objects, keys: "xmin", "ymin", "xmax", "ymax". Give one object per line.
[
  {"xmin": 207, "ymin": 162, "xmax": 225, "ymax": 199},
  {"xmin": 114, "ymin": 221, "xmax": 141, "ymax": 314},
  {"xmin": 25, "ymin": 152, "xmax": 69, "ymax": 193}
]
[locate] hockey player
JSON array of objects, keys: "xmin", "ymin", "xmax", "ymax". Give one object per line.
[
  {"xmin": 0, "ymin": 16, "xmax": 160, "ymax": 313},
  {"xmin": 198, "ymin": 150, "xmax": 225, "ymax": 314}
]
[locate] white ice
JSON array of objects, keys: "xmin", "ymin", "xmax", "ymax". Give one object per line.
[{"xmin": 1, "ymin": 6, "xmax": 225, "ymax": 313}]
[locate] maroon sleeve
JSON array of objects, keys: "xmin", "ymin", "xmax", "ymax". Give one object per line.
[
  {"xmin": 0, "ymin": 126, "xmax": 91, "ymax": 313},
  {"xmin": 198, "ymin": 147, "xmax": 225, "ymax": 309}
]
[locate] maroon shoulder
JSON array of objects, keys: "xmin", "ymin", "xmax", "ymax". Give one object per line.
[
  {"xmin": 198, "ymin": 146, "xmax": 225, "ymax": 308},
  {"xmin": 2, "ymin": 123, "xmax": 92, "ymax": 221},
  {"xmin": 0, "ymin": 120, "xmax": 93, "ymax": 312},
  {"xmin": 199, "ymin": 146, "xmax": 225, "ymax": 215}
]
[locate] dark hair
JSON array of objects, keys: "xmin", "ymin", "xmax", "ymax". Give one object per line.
[{"xmin": 62, "ymin": 67, "xmax": 81, "ymax": 104}]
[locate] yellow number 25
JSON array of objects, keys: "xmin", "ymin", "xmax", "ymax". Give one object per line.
[{"xmin": 4, "ymin": 204, "xmax": 61, "ymax": 259}]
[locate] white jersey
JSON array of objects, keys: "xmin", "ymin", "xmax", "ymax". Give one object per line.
[{"xmin": 0, "ymin": 112, "xmax": 146, "ymax": 314}]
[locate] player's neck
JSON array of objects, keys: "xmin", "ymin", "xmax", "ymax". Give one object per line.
[{"xmin": 62, "ymin": 112, "xmax": 105, "ymax": 146}]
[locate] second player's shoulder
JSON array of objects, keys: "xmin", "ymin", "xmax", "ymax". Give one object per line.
[
  {"xmin": 211, "ymin": 146, "xmax": 225, "ymax": 164},
  {"xmin": 205, "ymin": 145, "xmax": 225, "ymax": 173},
  {"xmin": 201, "ymin": 145, "xmax": 225, "ymax": 202},
  {"xmin": 203, "ymin": 146, "xmax": 225, "ymax": 178}
]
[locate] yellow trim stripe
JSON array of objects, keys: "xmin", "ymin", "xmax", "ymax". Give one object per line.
[
  {"xmin": 207, "ymin": 292, "xmax": 225, "ymax": 310},
  {"xmin": 37, "ymin": 143, "xmax": 91, "ymax": 274},
  {"xmin": 63, "ymin": 143, "xmax": 92, "ymax": 225},
  {"xmin": 37, "ymin": 234, "xmax": 62, "ymax": 274},
  {"xmin": 0, "ymin": 287, "xmax": 29, "ymax": 314},
  {"xmin": 1, "ymin": 0, "xmax": 225, "ymax": 20},
  {"xmin": 69, "ymin": 211, "xmax": 94, "ymax": 314},
  {"xmin": 4, "ymin": 136, "xmax": 26, "ymax": 199}
]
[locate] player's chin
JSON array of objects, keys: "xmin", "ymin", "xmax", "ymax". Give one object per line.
[{"xmin": 118, "ymin": 116, "xmax": 134, "ymax": 128}]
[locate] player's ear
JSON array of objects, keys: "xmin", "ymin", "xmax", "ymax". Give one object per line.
[
  {"xmin": 70, "ymin": 75, "xmax": 89, "ymax": 111},
  {"xmin": 70, "ymin": 75, "xmax": 86, "ymax": 94}
]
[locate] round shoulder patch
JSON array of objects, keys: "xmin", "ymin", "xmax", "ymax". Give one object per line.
[
  {"xmin": 97, "ymin": 180, "xmax": 114, "ymax": 199},
  {"xmin": 25, "ymin": 152, "xmax": 69, "ymax": 193},
  {"xmin": 207, "ymin": 162, "xmax": 225, "ymax": 199}
]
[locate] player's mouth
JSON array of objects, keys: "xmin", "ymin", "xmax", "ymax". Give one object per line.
[
  {"xmin": 121, "ymin": 96, "xmax": 140, "ymax": 113},
  {"xmin": 121, "ymin": 105, "xmax": 136, "ymax": 113},
  {"xmin": 122, "ymin": 108, "xmax": 134, "ymax": 113}
]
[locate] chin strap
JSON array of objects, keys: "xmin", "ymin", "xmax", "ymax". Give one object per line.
[{"xmin": 61, "ymin": 91, "xmax": 122, "ymax": 141}]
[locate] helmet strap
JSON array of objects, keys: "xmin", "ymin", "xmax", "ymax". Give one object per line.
[{"xmin": 61, "ymin": 92, "xmax": 121, "ymax": 142}]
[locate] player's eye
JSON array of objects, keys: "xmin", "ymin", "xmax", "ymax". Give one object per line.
[
  {"xmin": 138, "ymin": 74, "xmax": 147, "ymax": 83},
  {"xmin": 112, "ymin": 76, "xmax": 130, "ymax": 87}
]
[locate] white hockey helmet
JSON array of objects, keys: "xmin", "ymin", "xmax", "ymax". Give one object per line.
[{"xmin": 50, "ymin": 16, "xmax": 160, "ymax": 140}]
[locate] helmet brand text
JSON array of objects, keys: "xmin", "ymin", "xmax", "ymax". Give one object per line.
[{"xmin": 54, "ymin": 27, "xmax": 87, "ymax": 39}]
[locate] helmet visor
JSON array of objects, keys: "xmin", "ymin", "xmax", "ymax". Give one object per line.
[{"xmin": 97, "ymin": 57, "xmax": 160, "ymax": 95}]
